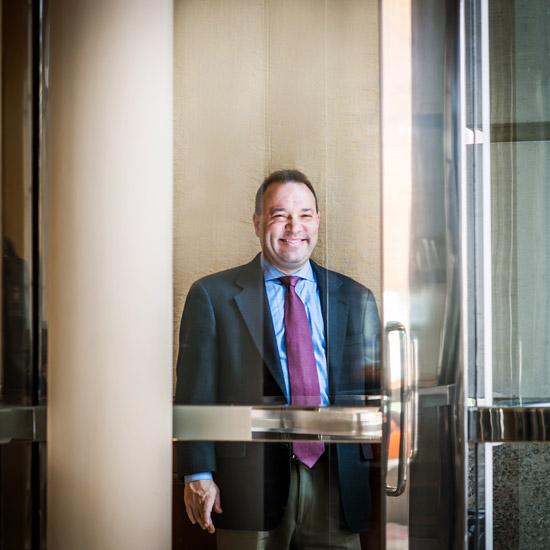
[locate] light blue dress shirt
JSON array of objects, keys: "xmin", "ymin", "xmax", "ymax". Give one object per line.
[
  {"xmin": 261, "ymin": 257, "xmax": 329, "ymax": 406},
  {"xmin": 184, "ymin": 258, "xmax": 329, "ymax": 484}
]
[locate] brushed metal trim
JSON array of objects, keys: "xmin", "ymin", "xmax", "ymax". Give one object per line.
[
  {"xmin": 173, "ymin": 405, "xmax": 384, "ymax": 443},
  {"xmin": 469, "ymin": 407, "xmax": 550, "ymax": 442},
  {"xmin": 0, "ymin": 406, "xmax": 46, "ymax": 443}
]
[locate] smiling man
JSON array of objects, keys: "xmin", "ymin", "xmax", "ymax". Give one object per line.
[
  {"xmin": 253, "ymin": 178, "xmax": 320, "ymax": 274},
  {"xmin": 175, "ymin": 170, "xmax": 380, "ymax": 550}
]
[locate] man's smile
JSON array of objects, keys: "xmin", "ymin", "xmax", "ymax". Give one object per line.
[{"xmin": 280, "ymin": 238, "xmax": 306, "ymax": 244}]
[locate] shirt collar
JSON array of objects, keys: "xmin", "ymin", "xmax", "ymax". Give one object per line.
[{"xmin": 260, "ymin": 254, "xmax": 315, "ymax": 283}]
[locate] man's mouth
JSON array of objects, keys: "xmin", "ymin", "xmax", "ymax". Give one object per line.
[{"xmin": 280, "ymin": 239, "xmax": 305, "ymax": 244}]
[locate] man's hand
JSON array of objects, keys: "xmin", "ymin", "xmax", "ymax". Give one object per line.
[{"xmin": 184, "ymin": 479, "xmax": 222, "ymax": 534}]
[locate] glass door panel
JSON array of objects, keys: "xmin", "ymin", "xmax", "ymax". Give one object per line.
[
  {"xmin": 173, "ymin": 0, "xmax": 467, "ymax": 549},
  {"xmin": 468, "ymin": 0, "xmax": 550, "ymax": 407},
  {"xmin": 0, "ymin": 0, "xmax": 48, "ymax": 548},
  {"xmin": 466, "ymin": 0, "xmax": 550, "ymax": 548},
  {"xmin": 172, "ymin": 1, "xmax": 384, "ymax": 548},
  {"xmin": 489, "ymin": 0, "xmax": 550, "ymax": 406},
  {"xmin": 382, "ymin": 0, "xmax": 465, "ymax": 548}
]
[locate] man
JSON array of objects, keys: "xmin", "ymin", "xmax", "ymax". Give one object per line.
[{"xmin": 175, "ymin": 170, "xmax": 380, "ymax": 549}]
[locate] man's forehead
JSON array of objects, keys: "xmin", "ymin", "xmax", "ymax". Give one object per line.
[{"xmin": 262, "ymin": 181, "xmax": 317, "ymax": 206}]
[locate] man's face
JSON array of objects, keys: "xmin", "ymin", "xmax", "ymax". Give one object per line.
[{"xmin": 253, "ymin": 181, "xmax": 320, "ymax": 274}]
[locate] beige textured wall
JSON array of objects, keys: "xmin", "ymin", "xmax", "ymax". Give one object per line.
[{"xmin": 174, "ymin": 0, "xmax": 380, "ymax": 372}]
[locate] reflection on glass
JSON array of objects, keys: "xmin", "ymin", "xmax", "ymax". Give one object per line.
[
  {"xmin": 1, "ymin": 1, "xmax": 48, "ymax": 548},
  {"xmin": 1, "ymin": 0, "xmax": 34, "ymax": 407},
  {"xmin": 1, "ymin": 1, "xmax": 37, "ymax": 548},
  {"xmin": 490, "ymin": 0, "xmax": 550, "ymax": 403}
]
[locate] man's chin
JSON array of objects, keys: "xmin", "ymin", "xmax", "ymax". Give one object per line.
[{"xmin": 274, "ymin": 257, "xmax": 310, "ymax": 274}]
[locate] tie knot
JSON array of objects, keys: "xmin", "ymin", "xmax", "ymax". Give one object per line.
[{"xmin": 278, "ymin": 275, "xmax": 299, "ymax": 289}]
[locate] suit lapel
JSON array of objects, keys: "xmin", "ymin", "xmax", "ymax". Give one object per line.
[
  {"xmin": 312, "ymin": 261, "xmax": 347, "ymax": 396},
  {"xmin": 234, "ymin": 255, "xmax": 286, "ymax": 396},
  {"xmin": 234, "ymin": 256, "xmax": 348, "ymax": 399}
]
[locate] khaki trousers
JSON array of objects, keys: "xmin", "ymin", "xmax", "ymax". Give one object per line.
[{"xmin": 216, "ymin": 453, "xmax": 361, "ymax": 550}]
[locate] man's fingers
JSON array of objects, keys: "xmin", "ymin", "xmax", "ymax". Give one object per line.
[
  {"xmin": 194, "ymin": 504, "xmax": 208, "ymax": 531},
  {"xmin": 184, "ymin": 502, "xmax": 197, "ymax": 525},
  {"xmin": 213, "ymin": 491, "xmax": 223, "ymax": 514},
  {"xmin": 201, "ymin": 494, "xmax": 214, "ymax": 526},
  {"xmin": 202, "ymin": 486, "xmax": 222, "ymax": 533}
]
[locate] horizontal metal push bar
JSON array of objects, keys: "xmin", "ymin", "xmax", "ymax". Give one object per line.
[
  {"xmin": 173, "ymin": 405, "xmax": 384, "ymax": 443},
  {"xmin": 0, "ymin": 406, "xmax": 46, "ymax": 444}
]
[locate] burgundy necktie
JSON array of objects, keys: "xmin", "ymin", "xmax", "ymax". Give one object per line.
[{"xmin": 279, "ymin": 276, "xmax": 325, "ymax": 467}]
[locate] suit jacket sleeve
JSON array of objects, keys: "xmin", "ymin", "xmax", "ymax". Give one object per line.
[{"xmin": 175, "ymin": 280, "xmax": 219, "ymax": 478}]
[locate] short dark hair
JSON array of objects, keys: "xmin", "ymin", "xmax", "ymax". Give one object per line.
[{"xmin": 255, "ymin": 169, "xmax": 319, "ymax": 215}]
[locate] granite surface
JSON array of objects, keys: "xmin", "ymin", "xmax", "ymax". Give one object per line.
[
  {"xmin": 468, "ymin": 444, "xmax": 550, "ymax": 549},
  {"xmin": 493, "ymin": 444, "xmax": 550, "ymax": 550}
]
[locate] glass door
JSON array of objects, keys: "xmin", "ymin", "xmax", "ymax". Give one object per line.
[
  {"xmin": 382, "ymin": 0, "xmax": 465, "ymax": 548},
  {"xmin": 172, "ymin": 0, "xmax": 466, "ymax": 549},
  {"xmin": 0, "ymin": 0, "xmax": 48, "ymax": 548},
  {"xmin": 465, "ymin": 0, "xmax": 550, "ymax": 548},
  {"xmin": 172, "ymin": 2, "xmax": 386, "ymax": 549}
]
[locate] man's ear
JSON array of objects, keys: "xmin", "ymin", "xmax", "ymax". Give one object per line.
[{"xmin": 253, "ymin": 212, "xmax": 261, "ymax": 237}]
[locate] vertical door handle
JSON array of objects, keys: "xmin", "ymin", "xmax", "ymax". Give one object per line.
[
  {"xmin": 385, "ymin": 321, "xmax": 412, "ymax": 496},
  {"xmin": 409, "ymin": 335, "xmax": 419, "ymax": 460}
]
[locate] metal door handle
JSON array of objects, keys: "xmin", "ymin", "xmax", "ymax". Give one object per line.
[
  {"xmin": 173, "ymin": 404, "xmax": 384, "ymax": 442},
  {"xmin": 385, "ymin": 321, "xmax": 411, "ymax": 496},
  {"xmin": 410, "ymin": 335, "xmax": 419, "ymax": 459}
]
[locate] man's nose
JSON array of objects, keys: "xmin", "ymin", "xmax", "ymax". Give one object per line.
[{"xmin": 285, "ymin": 217, "xmax": 301, "ymax": 232}]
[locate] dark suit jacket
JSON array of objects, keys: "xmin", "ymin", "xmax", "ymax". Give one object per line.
[{"xmin": 175, "ymin": 254, "xmax": 380, "ymax": 532}]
